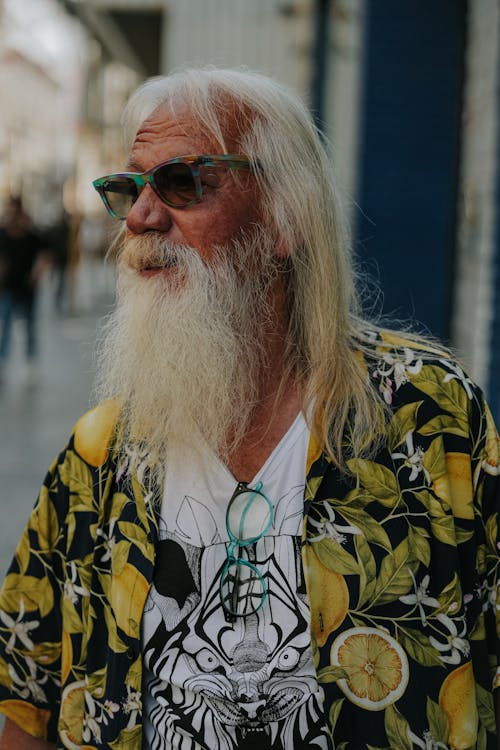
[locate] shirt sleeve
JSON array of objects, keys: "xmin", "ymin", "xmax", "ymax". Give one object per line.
[
  {"xmin": 0, "ymin": 402, "xmax": 119, "ymax": 744},
  {"xmin": 472, "ymin": 396, "xmax": 500, "ymax": 693},
  {"xmin": 0, "ymin": 448, "xmax": 68, "ymax": 742}
]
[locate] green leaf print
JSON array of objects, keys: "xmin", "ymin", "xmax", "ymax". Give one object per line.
[
  {"xmin": 384, "ymin": 705, "xmax": 413, "ymax": 750},
  {"xmin": 328, "ymin": 697, "xmax": 344, "ymax": 730},
  {"xmin": 305, "ymin": 475, "xmax": 323, "ymax": 502},
  {"xmin": 422, "ymin": 438, "xmax": 447, "ymax": 482},
  {"xmin": 110, "ymin": 540, "xmax": 132, "ymax": 577},
  {"xmin": 117, "ymin": 521, "xmax": 150, "ymax": 558},
  {"xmin": 485, "ymin": 514, "xmax": 498, "ymax": 553},
  {"xmin": 340, "ymin": 505, "xmax": 392, "ymax": 551},
  {"xmin": 415, "ymin": 490, "xmax": 450, "ymax": 518},
  {"xmin": 477, "ymin": 724, "xmax": 488, "ymax": 750},
  {"xmin": 476, "ymin": 681, "xmax": 496, "ymax": 733},
  {"xmin": 411, "ymin": 367, "xmax": 470, "ymax": 421},
  {"xmin": 430, "ymin": 516, "xmax": 457, "ymax": 547},
  {"xmin": 397, "ymin": 627, "xmax": 443, "ymax": 668},
  {"xmin": 388, "ymin": 401, "xmax": 423, "ymax": 452},
  {"xmin": 426, "ymin": 696, "xmax": 449, "ymax": 742},
  {"xmin": 315, "ymin": 538, "xmax": 360, "ymax": 575},
  {"xmin": 407, "ymin": 526, "xmax": 431, "ymax": 567},
  {"xmin": 418, "ymin": 412, "xmax": 468, "ymax": 439},
  {"xmin": 347, "ymin": 459, "xmax": 400, "ymax": 508},
  {"xmin": 318, "ymin": 665, "xmax": 350, "ymax": 683},
  {"xmin": 59, "ymin": 450, "xmax": 95, "ymax": 510},
  {"xmin": 437, "ymin": 573, "xmax": 462, "ymax": 615},
  {"xmin": 355, "ymin": 535, "xmax": 378, "ymax": 608},
  {"xmin": 373, "ymin": 538, "xmax": 414, "ymax": 605}
]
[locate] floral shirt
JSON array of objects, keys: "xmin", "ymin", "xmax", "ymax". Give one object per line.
[{"xmin": 0, "ymin": 334, "xmax": 498, "ymax": 749}]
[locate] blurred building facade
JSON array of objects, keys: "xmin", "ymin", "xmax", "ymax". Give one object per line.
[
  {"xmin": 0, "ymin": 47, "xmax": 60, "ymax": 224},
  {"xmin": 1, "ymin": 0, "xmax": 500, "ymax": 414}
]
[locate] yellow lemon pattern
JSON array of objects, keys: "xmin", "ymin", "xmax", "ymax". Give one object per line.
[
  {"xmin": 110, "ymin": 563, "xmax": 150, "ymax": 639},
  {"xmin": 432, "ymin": 452, "xmax": 474, "ymax": 520},
  {"xmin": 303, "ymin": 547, "xmax": 349, "ymax": 647},
  {"xmin": 439, "ymin": 662, "xmax": 479, "ymax": 750},
  {"xmin": 73, "ymin": 399, "xmax": 120, "ymax": 467},
  {"xmin": 59, "ymin": 680, "xmax": 86, "ymax": 749},
  {"xmin": 331, "ymin": 627, "xmax": 409, "ymax": 711}
]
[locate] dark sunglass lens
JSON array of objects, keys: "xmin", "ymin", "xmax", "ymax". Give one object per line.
[
  {"xmin": 103, "ymin": 177, "xmax": 137, "ymax": 218},
  {"xmin": 156, "ymin": 163, "xmax": 197, "ymax": 205},
  {"xmin": 199, "ymin": 165, "xmax": 224, "ymax": 188}
]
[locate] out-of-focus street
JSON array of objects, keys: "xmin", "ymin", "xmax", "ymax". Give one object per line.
[{"xmin": 0, "ymin": 257, "xmax": 114, "ymax": 582}]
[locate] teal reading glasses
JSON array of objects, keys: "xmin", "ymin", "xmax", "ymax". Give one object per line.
[{"xmin": 220, "ymin": 481, "xmax": 273, "ymax": 619}]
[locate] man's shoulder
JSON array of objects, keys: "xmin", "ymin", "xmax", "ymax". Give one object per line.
[
  {"xmin": 72, "ymin": 398, "xmax": 121, "ymax": 468},
  {"xmin": 359, "ymin": 328, "xmax": 480, "ymax": 408},
  {"xmin": 361, "ymin": 328, "xmax": 458, "ymax": 372}
]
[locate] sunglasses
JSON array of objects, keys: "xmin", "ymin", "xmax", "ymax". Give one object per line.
[
  {"xmin": 92, "ymin": 154, "xmax": 255, "ymax": 220},
  {"xmin": 219, "ymin": 480, "xmax": 273, "ymax": 620}
]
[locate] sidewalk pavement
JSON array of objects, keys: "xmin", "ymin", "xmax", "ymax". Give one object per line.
[{"xmin": 0, "ymin": 257, "xmax": 115, "ymax": 582}]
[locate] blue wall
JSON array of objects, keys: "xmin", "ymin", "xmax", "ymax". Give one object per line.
[{"xmin": 355, "ymin": 1, "xmax": 466, "ymax": 339}]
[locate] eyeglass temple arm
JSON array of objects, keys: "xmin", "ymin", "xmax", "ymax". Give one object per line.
[
  {"xmin": 197, "ymin": 156, "xmax": 261, "ymax": 171},
  {"xmin": 237, "ymin": 481, "xmax": 263, "ymax": 537}
]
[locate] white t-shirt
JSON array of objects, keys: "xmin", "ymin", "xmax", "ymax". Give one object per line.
[{"xmin": 142, "ymin": 413, "xmax": 331, "ymax": 749}]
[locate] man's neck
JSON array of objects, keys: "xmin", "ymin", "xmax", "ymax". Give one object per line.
[
  {"xmin": 224, "ymin": 274, "xmax": 304, "ymax": 480},
  {"xmin": 225, "ymin": 377, "xmax": 304, "ymax": 482}
]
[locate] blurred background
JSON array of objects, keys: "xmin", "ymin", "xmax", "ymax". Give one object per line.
[{"xmin": 0, "ymin": 0, "xmax": 499, "ymax": 579}]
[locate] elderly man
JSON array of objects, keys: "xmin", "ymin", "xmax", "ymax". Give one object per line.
[{"xmin": 0, "ymin": 67, "xmax": 498, "ymax": 750}]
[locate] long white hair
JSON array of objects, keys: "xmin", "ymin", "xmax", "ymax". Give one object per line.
[{"xmin": 119, "ymin": 66, "xmax": 390, "ymax": 466}]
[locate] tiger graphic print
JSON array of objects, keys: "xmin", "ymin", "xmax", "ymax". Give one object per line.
[{"xmin": 142, "ymin": 484, "xmax": 332, "ymax": 750}]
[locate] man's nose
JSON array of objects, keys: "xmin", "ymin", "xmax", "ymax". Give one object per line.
[{"xmin": 126, "ymin": 185, "xmax": 173, "ymax": 234}]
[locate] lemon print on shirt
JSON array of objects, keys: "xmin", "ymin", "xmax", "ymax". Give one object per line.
[
  {"xmin": 439, "ymin": 661, "xmax": 478, "ymax": 750},
  {"xmin": 331, "ymin": 626, "xmax": 409, "ymax": 711}
]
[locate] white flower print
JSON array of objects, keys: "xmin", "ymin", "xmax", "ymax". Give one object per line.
[
  {"xmin": 379, "ymin": 376, "xmax": 394, "ymax": 405},
  {"xmin": 63, "ymin": 561, "xmax": 90, "ymax": 604},
  {"xmin": 81, "ymin": 691, "xmax": 120, "ymax": 743},
  {"xmin": 123, "ymin": 685, "xmax": 142, "ymax": 730},
  {"xmin": 428, "ymin": 613, "xmax": 470, "ymax": 664},
  {"xmin": 0, "ymin": 598, "xmax": 39, "ymax": 653},
  {"xmin": 391, "ymin": 431, "xmax": 430, "ymax": 484},
  {"xmin": 309, "ymin": 501, "xmax": 361, "ymax": 545},
  {"xmin": 483, "ymin": 580, "xmax": 499, "ymax": 613},
  {"xmin": 8, "ymin": 656, "xmax": 48, "ymax": 703},
  {"xmin": 104, "ymin": 699, "xmax": 120, "ymax": 717},
  {"xmin": 82, "ymin": 691, "xmax": 101, "ymax": 744},
  {"xmin": 399, "ymin": 570, "xmax": 439, "ymax": 625},
  {"xmin": 116, "ymin": 444, "xmax": 151, "ymax": 485},
  {"xmin": 440, "ymin": 359, "xmax": 474, "ymax": 400},
  {"xmin": 96, "ymin": 518, "xmax": 117, "ymax": 562},
  {"xmin": 408, "ymin": 728, "xmax": 448, "ymax": 749},
  {"xmin": 375, "ymin": 348, "xmax": 423, "ymax": 404}
]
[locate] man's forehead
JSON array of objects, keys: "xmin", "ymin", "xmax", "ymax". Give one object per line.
[
  {"xmin": 134, "ymin": 109, "xmax": 202, "ymax": 143},
  {"xmin": 132, "ymin": 102, "xmax": 242, "ymax": 156}
]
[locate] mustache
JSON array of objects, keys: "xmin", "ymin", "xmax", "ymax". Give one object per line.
[{"xmin": 120, "ymin": 234, "xmax": 194, "ymax": 272}]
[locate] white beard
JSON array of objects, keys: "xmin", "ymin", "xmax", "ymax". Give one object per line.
[{"xmin": 94, "ymin": 231, "xmax": 284, "ymax": 463}]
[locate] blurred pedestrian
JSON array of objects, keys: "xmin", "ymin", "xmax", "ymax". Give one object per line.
[
  {"xmin": 45, "ymin": 209, "xmax": 70, "ymax": 314},
  {"xmin": 0, "ymin": 196, "xmax": 49, "ymax": 376}
]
